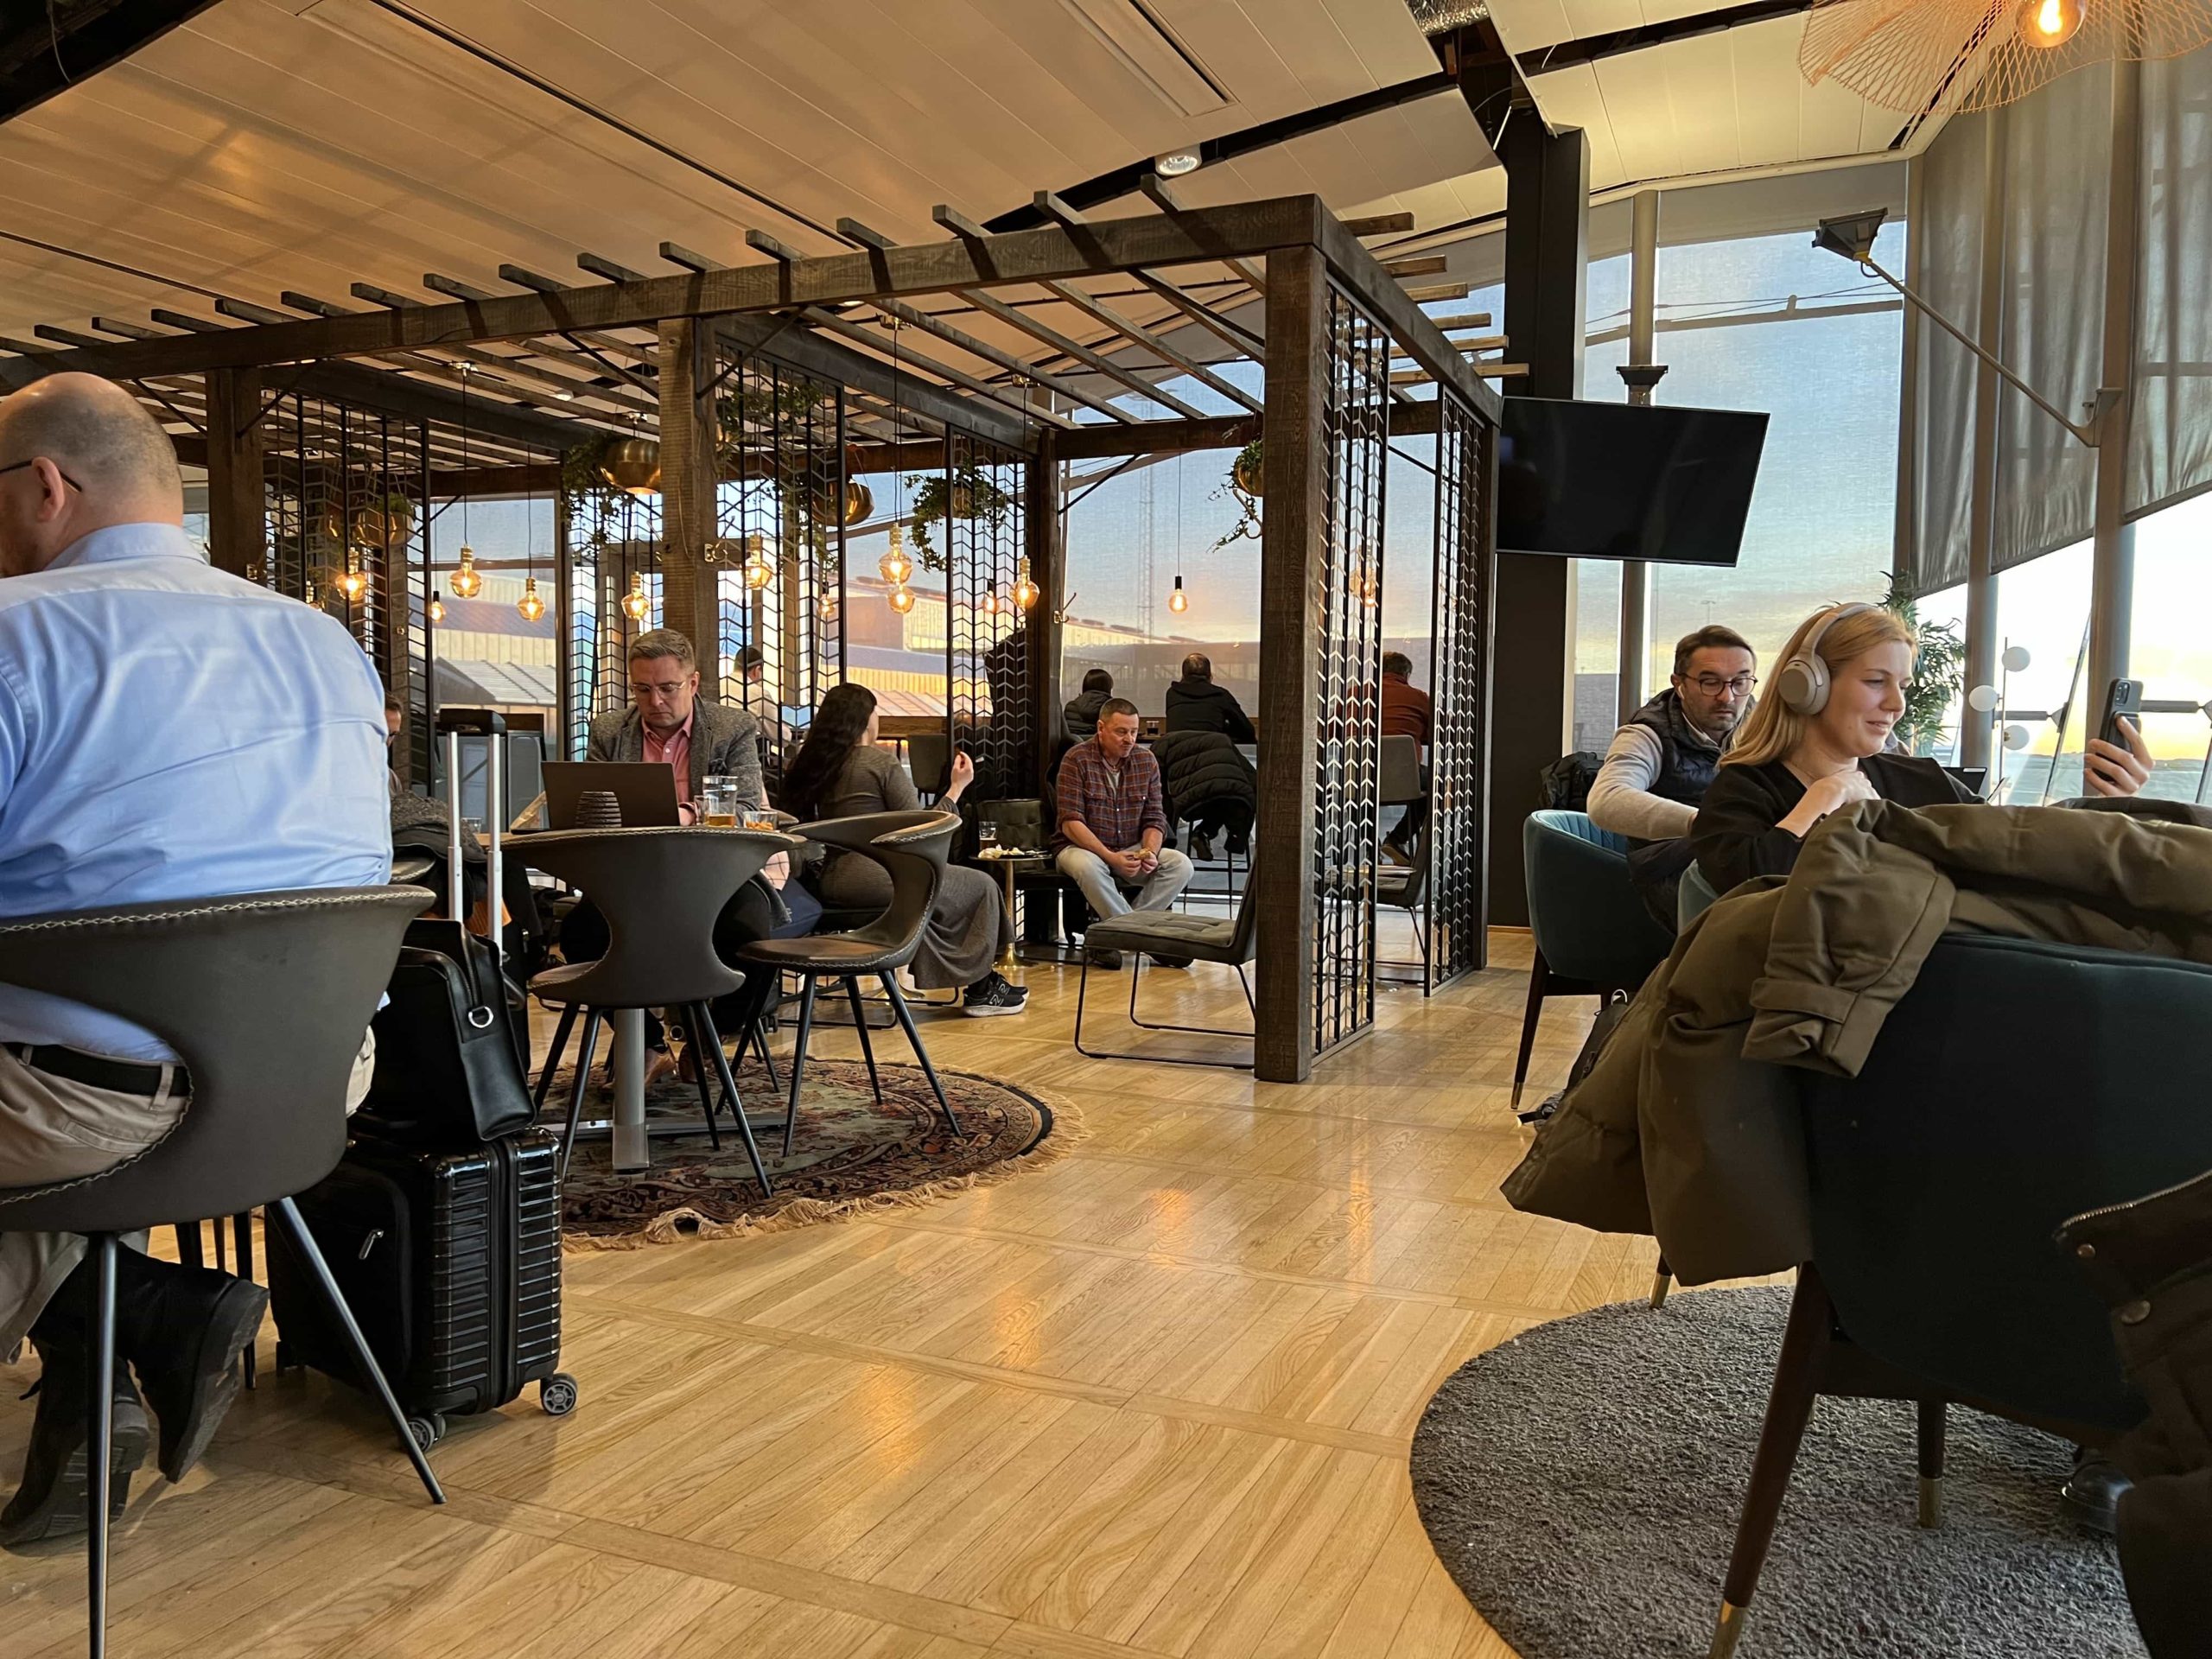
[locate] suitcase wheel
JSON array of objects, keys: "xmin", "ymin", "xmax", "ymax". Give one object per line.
[
  {"xmin": 407, "ymin": 1414, "xmax": 447, "ymax": 1450},
  {"xmin": 539, "ymin": 1374, "xmax": 580, "ymax": 1417}
]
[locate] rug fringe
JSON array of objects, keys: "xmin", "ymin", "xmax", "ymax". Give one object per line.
[{"xmin": 561, "ymin": 1080, "xmax": 1088, "ymax": 1253}]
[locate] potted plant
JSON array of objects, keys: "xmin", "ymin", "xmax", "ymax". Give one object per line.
[
  {"xmin": 1230, "ymin": 437, "xmax": 1263, "ymax": 499},
  {"xmin": 1880, "ymin": 569, "xmax": 1967, "ymax": 755},
  {"xmin": 906, "ymin": 462, "xmax": 1011, "ymax": 564},
  {"xmin": 352, "ymin": 492, "xmax": 417, "ymax": 551}
]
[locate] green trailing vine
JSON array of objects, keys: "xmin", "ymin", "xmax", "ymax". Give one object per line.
[
  {"xmin": 558, "ymin": 436, "xmax": 624, "ymax": 550},
  {"xmin": 1210, "ymin": 438, "xmax": 1263, "ymax": 553},
  {"xmin": 1881, "ymin": 569, "xmax": 1967, "ymax": 755},
  {"xmin": 906, "ymin": 463, "xmax": 1012, "ymax": 567}
]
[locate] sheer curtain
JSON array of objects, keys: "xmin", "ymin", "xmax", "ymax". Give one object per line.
[
  {"xmin": 2131, "ymin": 47, "xmax": 2212, "ymax": 518},
  {"xmin": 1912, "ymin": 110, "xmax": 1986, "ymax": 595}
]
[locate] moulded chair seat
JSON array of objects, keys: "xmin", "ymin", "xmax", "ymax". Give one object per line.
[
  {"xmin": 0, "ymin": 886, "xmax": 447, "ymax": 1654},
  {"xmin": 515, "ymin": 826, "xmax": 800, "ymax": 1189},
  {"xmin": 733, "ymin": 811, "xmax": 963, "ymax": 1154},
  {"xmin": 1379, "ymin": 734, "xmax": 1423, "ymax": 806},
  {"xmin": 1704, "ymin": 932, "xmax": 2212, "ymax": 1656},
  {"xmin": 1512, "ymin": 810, "xmax": 1676, "ymax": 1108}
]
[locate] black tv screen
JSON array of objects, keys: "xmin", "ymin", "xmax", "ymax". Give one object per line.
[{"xmin": 1495, "ymin": 397, "xmax": 1768, "ymax": 566}]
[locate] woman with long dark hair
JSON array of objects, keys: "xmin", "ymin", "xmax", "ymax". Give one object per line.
[{"xmin": 780, "ymin": 683, "xmax": 1026, "ymax": 1015}]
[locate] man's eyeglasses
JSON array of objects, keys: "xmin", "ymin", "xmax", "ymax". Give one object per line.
[
  {"xmin": 0, "ymin": 458, "xmax": 85, "ymax": 493},
  {"xmin": 1683, "ymin": 674, "xmax": 1758, "ymax": 697},
  {"xmin": 632, "ymin": 679, "xmax": 691, "ymax": 699}
]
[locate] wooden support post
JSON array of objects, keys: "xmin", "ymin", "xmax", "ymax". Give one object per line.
[
  {"xmin": 657, "ymin": 318, "xmax": 721, "ymax": 664},
  {"xmin": 1253, "ymin": 245, "xmax": 1329, "ymax": 1084},
  {"xmin": 1024, "ymin": 425, "xmax": 1064, "ymax": 797},
  {"xmin": 203, "ymin": 367, "xmax": 265, "ymax": 580}
]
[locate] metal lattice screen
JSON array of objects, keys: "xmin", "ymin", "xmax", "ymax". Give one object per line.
[
  {"xmin": 258, "ymin": 392, "xmax": 429, "ymax": 775},
  {"xmin": 942, "ymin": 430, "xmax": 1030, "ymax": 804},
  {"xmin": 563, "ymin": 486, "xmax": 663, "ymax": 760},
  {"xmin": 712, "ymin": 346, "xmax": 848, "ymax": 779},
  {"xmin": 1426, "ymin": 394, "xmax": 1494, "ymax": 988},
  {"xmin": 1313, "ymin": 283, "xmax": 1390, "ymax": 1055}
]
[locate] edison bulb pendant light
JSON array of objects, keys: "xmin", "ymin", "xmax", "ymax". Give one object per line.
[
  {"xmin": 428, "ymin": 589, "xmax": 446, "ymax": 625},
  {"xmin": 742, "ymin": 532, "xmax": 774, "ymax": 591},
  {"xmin": 450, "ymin": 544, "xmax": 482, "ymax": 598},
  {"xmin": 2019, "ymin": 0, "xmax": 2083, "ymax": 49},
  {"xmin": 339, "ymin": 554, "xmax": 367, "ymax": 602},
  {"xmin": 621, "ymin": 571, "xmax": 652, "ymax": 622},
  {"xmin": 888, "ymin": 584, "xmax": 916, "ymax": 615},
  {"xmin": 983, "ymin": 581, "xmax": 1002, "ymax": 617},
  {"xmin": 1167, "ymin": 574, "xmax": 1189, "ymax": 614},
  {"xmin": 517, "ymin": 575, "xmax": 546, "ymax": 623},
  {"xmin": 819, "ymin": 588, "xmax": 840, "ymax": 626},
  {"xmin": 879, "ymin": 523, "xmax": 913, "ymax": 587},
  {"xmin": 1011, "ymin": 556, "xmax": 1039, "ymax": 611}
]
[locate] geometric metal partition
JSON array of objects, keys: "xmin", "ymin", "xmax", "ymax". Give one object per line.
[
  {"xmin": 259, "ymin": 391, "xmax": 429, "ymax": 777},
  {"xmin": 712, "ymin": 341, "xmax": 848, "ymax": 759},
  {"xmin": 944, "ymin": 429, "xmax": 1030, "ymax": 804},
  {"xmin": 1312, "ymin": 282, "xmax": 1390, "ymax": 1057},
  {"xmin": 1425, "ymin": 392, "xmax": 1495, "ymax": 988},
  {"xmin": 562, "ymin": 484, "xmax": 662, "ymax": 760}
]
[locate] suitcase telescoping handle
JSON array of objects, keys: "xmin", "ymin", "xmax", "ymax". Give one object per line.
[{"xmin": 436, "ymin": 708, "xmax": 507, "ymax": 967}]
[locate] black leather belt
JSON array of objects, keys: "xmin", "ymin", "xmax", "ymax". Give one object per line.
[{"xmin": 3, "ymin": 1044, "xmax": 182, "ymax": 1097}]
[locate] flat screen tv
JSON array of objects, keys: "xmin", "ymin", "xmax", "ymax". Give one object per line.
[{"xmin": 1495, "ymin": 397, "xmax": 1768, "ymax": 566}]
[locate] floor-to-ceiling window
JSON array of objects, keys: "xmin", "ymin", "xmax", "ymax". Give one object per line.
[{"xmin": 2128, "ymin": 490, "xmax": 2212, "ymax": 801}]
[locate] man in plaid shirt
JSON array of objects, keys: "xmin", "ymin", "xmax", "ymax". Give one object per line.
[{"xmin": 1052, "ymin": 698, "xmax": 1193, "ymax": 967}]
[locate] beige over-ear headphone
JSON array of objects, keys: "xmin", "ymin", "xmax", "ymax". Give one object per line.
[{"xmin": 1774, "ymin": 602, "xmax": 1878, "ymax": 715}]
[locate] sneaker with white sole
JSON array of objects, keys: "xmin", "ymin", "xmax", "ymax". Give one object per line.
[{"xmin": 962, "ymin": 973, "xmax": 1029, "ymax": 1016}]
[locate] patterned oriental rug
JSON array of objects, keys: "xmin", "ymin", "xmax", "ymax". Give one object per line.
[{"xmin": 550, "ymin": 1057, "xmax": 1076, "ymax": 1249}]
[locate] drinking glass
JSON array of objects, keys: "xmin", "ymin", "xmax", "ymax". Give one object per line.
[
  {"xmin": 978, "ymin": 817, "xmax": 1001, "ymax": 853},
  {"xmin": 700, "ymin": 776, "xmax": 741, "ymax": 827}
]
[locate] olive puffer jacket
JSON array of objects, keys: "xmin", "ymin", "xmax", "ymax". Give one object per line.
[{"xmin": 1503, "ymin": 798, "xmax": 2212, "ymax": 1286}]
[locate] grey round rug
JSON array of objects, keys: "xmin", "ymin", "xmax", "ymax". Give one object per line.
[{"xmin": 1410, "ymin": 1287, "xmax": 2143, "ymax": 1659}]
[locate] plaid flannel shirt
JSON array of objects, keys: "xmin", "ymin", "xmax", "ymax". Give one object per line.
[{"xmin": 1053, "ymin": 738, "xmax": 1172, "ymax": 850}]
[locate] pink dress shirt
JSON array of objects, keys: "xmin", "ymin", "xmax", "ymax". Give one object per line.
[{"xmin": 641, "ymin": 711, "xmax": 694, "ymax": 809}]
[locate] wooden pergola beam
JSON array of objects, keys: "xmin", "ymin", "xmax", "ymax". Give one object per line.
[{"xmin": 0, "ymin": 197, "xmax": 1331, "ymax": 385}]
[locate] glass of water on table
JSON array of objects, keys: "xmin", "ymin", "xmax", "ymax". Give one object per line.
[{"xmin": 977, "ymin": 816, "xmax": 999, "ymax": 853}]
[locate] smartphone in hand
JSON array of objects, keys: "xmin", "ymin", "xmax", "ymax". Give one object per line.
[{"xmin": 2097, "ymin": 677, "xmax": 2143, "ymax": 747}]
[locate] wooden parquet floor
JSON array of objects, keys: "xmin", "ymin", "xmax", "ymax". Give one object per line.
[{"xmin": 0, "ymin": 922, "xmax": 1645, "ymax": 1658}]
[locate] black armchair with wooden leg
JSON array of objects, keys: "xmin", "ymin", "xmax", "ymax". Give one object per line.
[
  {"xmin": 517, "ymin": 827, "xmax": 800, "ymax": 1192},
  {"xmin": 0, "ymin": 887, "xmax": 444, "ymax": 1659},
  {"xmin": 734, "ymin": 810, "xmax": 963, "ymax": 1155},
  {"xmin": 1703, "ymin": 935, "xmax": 2212, "ymax": 1658}
]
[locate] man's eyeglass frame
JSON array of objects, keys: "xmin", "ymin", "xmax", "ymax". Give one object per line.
[{"xmin": 0, "ymin": 458, "xmax": 85, "ymax": 493}]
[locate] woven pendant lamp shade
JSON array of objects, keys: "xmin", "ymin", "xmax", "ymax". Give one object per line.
[{"xmin": 1801, "ymin": 0, "xmax": 2212, "ymax": 116}]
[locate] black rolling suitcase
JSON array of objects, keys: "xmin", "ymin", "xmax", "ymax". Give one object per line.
[
  {"xmin": 266, "ymin": 1128, "xmax": 573, "ymax": 1446},
  {"xmin": 270, "ymin": 714, "xmax": 575, "ymax": 1447}
]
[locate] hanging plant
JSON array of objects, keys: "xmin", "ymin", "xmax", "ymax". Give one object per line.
[
  {"xmin": 906, "ymin": 463, "xmax": 1011, "ymax": 566},
  {"xmin": 1211, "ymin": 438, "xmax": 1264, "ymax": 554},
  {"xmin": 559, "ymin": 436, "xmax": 626, "ymax": 550},
  {"xmin": 1230, "ymin": 438, "xmax": 1263, "ymax": 499},
  {"xmin": 352, "ymin": 492, "xmax": 417, "ymax": 551},
  {"xmin": 1880, "ymin": 569, "xmax": 1967, "ymax": 756}
]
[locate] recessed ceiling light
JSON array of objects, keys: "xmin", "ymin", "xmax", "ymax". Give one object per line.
[
  {"xmin": 554, "ymin": 388, "xmax": 575, "ymax": 400},
  {"xmin": 1154, "ymin": 149, "xmax": 1201, "ymax": 177}
]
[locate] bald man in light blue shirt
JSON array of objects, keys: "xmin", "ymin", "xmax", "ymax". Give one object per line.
[{"xmin": 0, "ymin": 373, "xmax": 389, "ymax": 1546}]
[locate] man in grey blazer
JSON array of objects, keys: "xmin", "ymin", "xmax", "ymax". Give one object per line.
[{"xmin": 586, "ymin": 628, "xmax": 765, "ymax": 817}]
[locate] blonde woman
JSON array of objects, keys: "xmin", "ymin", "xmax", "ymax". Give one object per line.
[{"xmin": 1688, "ymin": 601, "xmax": 2150, "ymax": 896}]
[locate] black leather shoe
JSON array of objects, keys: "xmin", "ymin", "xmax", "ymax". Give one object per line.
[
  {"xmin": 1188, "ymin": 832, "xmax": 1215, "ymax": 863},
  {"xmin": 2061, "ymin": 1446, "xmax": 2132, "ymax": 1535},
  {"xmin": 114, "ymin": 1258, "xmax": 269, "ymax": 1484},
  {"xmin": 0, "ymin": 1338, "xmax": 149, "ymax": 1549}
]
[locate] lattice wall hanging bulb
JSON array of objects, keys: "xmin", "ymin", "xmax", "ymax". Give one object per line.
[
  {"xmin": 983, "ymin": 580, "xmax": 1001, "ymax": 618},
  {"xmin": 450, "ymin": 367, "xmax": 482, "ymax": 597},
  {"xmin": 427, "ymin": 589, "xmax": 446, "ymax": 625},
  {"xmin": 1798, "ymin": 0, "xmax": 2212, "ymax": 117},
  {"xmin": 880, "ymin": 522, "xmax": 913, "ymax": 586},
  {"xmin": 1168, "ymin": 574, "xmax": 1189, "ymax": 614},
  {"xmin": 339, "ymin": 553, "xmax": 367, "ymax": 603},
  {"xmin": 622, "ymin": 571, "xmax": 652, "ymax": 622},
  {"xmin": 303, "ymin": 581, "xmax": 321, "ymax": 611},
  {"xmin": 742, "ymin": 532, "xmax": 774, "ymax": 591},
  {"xmin": 819, "ymin": 588, "xmax": 840, "ymax": 626},
  {"xmin": 517, "ymin": 474, "xmax": 545, "ymax": 622},
  {"xmin": 1012, "ymin": 556, "xmax": 1039, "ymax": 611},
  {"xmin": 888, "ymin": 584, "xmax": 917, "ymax": 615}
]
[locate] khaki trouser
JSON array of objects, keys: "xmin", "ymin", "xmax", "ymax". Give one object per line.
[{"xmin": 0, "ymin": 1033, "xmax": 375, "ymax": 1359}]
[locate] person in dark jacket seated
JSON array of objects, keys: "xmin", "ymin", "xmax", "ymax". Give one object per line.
[
  {"xmin": 1152, "ymin": 728, "xmax": 1258, "ymax": 863},
  {"xmin": 1691, "ymin": 601, "xmax": 2153, "ymax": 897},
  {"xmin": 1063, "ymin": 668, "xmax": 1115, "ymax": 743},
  {"xmin": 1163, "ymin": 653, "xmax": 1255, "ymax": 745}
]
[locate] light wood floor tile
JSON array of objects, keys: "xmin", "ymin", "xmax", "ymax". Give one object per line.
[{"xmin": 0, "ymin": 930, "xmax": 1650, "ymax": 1658}]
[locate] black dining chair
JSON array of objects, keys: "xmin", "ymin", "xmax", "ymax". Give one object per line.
[
  {"xmin": 734, "ymin": 810, "xmax": 963, "ymax": 1155},
  {"xmin": 0, "ymin": 887, "xmax": 445, "ymax": 1659},
  {"xmin": 517, "ymin": 827, "xmax": 799, "ymax": 1192},
  {"xmin": 1073, "ymin": 874, "xmax": 1259, "ymax": 1070}
]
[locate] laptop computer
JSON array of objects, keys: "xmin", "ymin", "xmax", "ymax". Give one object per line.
[{"xmin": 541, "ymin": 761, "xmax": 683, "ymax": 830}]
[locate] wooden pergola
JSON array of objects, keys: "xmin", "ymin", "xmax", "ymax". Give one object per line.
[{"xmin": 0, "ymin": 190, "xmax": 1498, "ymax": 1083}]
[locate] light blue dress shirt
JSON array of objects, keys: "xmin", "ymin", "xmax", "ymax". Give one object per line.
[{"xmin": 0, "ymin": 523, "xmax": 393, "ymax": 1059}]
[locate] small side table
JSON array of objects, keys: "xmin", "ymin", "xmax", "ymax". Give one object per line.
[{"xmin": 979, "ymin": 851, "xmax": 1047, "ymax": 985}]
